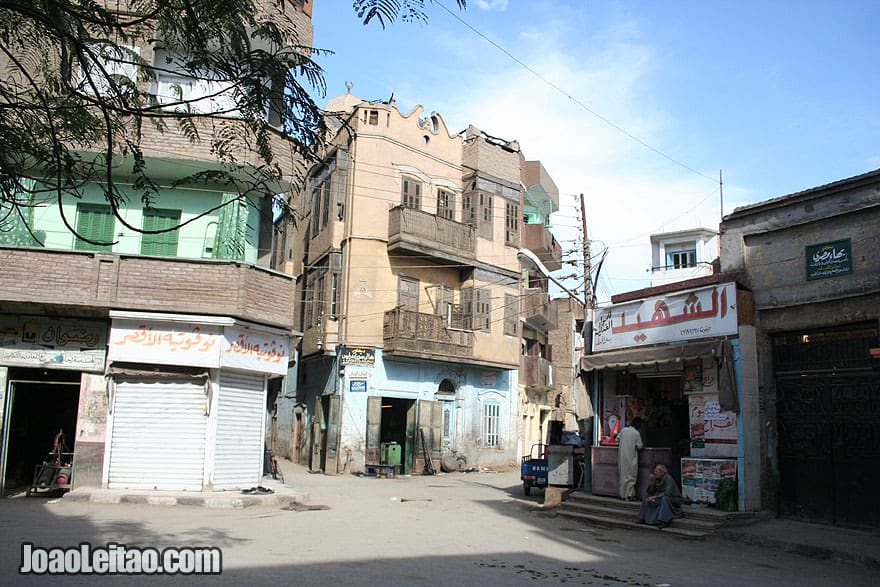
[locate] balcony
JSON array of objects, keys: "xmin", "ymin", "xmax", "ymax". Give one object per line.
[
  {"xmin": 521, "ymin": 288, "xmax": 558, "ymax": 331},
  {"xmin": 520, "ymin": 355, "xmax": 553, "ymax": 390},
  {"xmin": 521, "ymin": 224, "xmax": 562, "ymax": 272},
  {"xmin": 388, "ymin": 206, "xmax": 476, "ymax": 266},
  {"xmin": 383, "ymin": 308, "xmax": 474, "ymax": 362},
  {"xmin": 0, "ymin": 248, "xmax": 296, "ymax": 329}
]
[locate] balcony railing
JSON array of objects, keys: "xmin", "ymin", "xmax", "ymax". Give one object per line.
[
  {"xmin": 0, "ymin": 248, "xmax": 296, "ymax": 329},
  {"xmin": 520, "ymin": 355, "xmax": 553, "ymax": 390},
  {"xmin": 521, "ymin": 223, "xmax": 562, "ymax": 271},
  {"xmin": 388, "ymin": 206, "xmax": 476, "ymax": 266},
  {"xmin": 383, "ymin": 308, "xmax": 473, "ymax": 361},
  {"xmin": 521, "ymin": 288, "xmax": 558, "ymax": 331}
]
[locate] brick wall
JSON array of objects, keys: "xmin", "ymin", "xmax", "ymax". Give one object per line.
[{"xmin": 0, "ymin": 248, "xmax": 295, "ymax": 329}]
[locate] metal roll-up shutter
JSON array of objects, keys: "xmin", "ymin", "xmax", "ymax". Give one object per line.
[
  {"xmin": 212, "ymin": 371, "xmax": 266, "ymax": 490},
  {"xmin": 108, "ymin": 379, "xmax": 207, "ymax": 491}
]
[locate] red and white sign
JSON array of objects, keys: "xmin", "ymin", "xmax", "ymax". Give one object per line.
[
  {"xmin": 221, "ymin": 326, "xmax": 290, "ymax": 375},
  {"xmin": 592, "ymin": 282, "xmax": 738, "ymax": 351}
]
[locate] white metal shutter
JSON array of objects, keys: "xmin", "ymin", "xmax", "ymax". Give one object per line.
[
  {"xmin": 108, "ymin": 379, "xmax": 207, "ymax": 491},
  {"xmin": 212, "ymin": 371, "xmax": 266, "ymax": 490}
]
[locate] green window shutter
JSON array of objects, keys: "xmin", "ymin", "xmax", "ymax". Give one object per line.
[
  {"xmin": 0, "ymin": 178, "xmax": 37, "ymax": 247},
  {"xmin": 141, "ymin": 208, "xmax": 181, "ymax": 256},
  {"xmin": 74, "ymin": 204, "xmax": 114, "ymax": 251},
  {"xmin": 212, "ymin": 193, "xmax": 247, "ymax": 260}
]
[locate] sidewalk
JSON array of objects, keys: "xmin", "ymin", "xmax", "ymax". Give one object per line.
[
  {"xmin": 63, "ymin": 468, "xmax": 309, "ymax": 509},
  {"xmin": 717, "ymin": 517, "xmax": 880, "ymax": 571}
]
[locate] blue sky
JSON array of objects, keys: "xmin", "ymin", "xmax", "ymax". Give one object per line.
[{"xmin": 307, "ymin": 1, "xmax": 880, "ymax": 304}]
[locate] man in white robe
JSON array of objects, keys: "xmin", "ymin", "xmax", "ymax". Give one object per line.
[{"xmin": 617, "ymin": 417, "xmax": 644, "ymax": 501}]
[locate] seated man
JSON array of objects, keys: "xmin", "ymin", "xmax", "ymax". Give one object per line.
[{"xmin": 637, "ymin": 463, "xmax": 683, "ymax": 528}]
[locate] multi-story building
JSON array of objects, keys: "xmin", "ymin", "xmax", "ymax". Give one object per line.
[
  {"xmin": 517, "ymin": 159, "xmax": 564, "ymax": 457},
  {"xmin": 649, "ymin": 228, "xmax": 719, "ymax": 287},
  {"xmin": 0, "ymin": 1, "xmax": 312, "ymax": 494},
  {"xmin": 279, "ymin": 90, "xmax": 562, "ymax": 474}
]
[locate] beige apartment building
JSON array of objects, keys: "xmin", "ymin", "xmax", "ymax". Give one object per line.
[{"xmin": 276, "ymin": 89, "xmax": 561, "ymax": 475}]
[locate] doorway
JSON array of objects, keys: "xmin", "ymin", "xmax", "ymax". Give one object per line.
[{"xmin": 2, "ymin": 368, "xmax": 81, "ymax": 496}]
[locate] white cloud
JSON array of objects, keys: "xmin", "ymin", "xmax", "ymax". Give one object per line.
[{"xmin": 474, "ymin": 0, "xmax": 509, "ymax": 11}]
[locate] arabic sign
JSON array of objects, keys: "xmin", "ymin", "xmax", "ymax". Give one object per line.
[
  {"xmin": 0, "ymin": 317, "xmax": 106, "ymax": 350},
  {"xmin": 806, "ymin": 238, "xmax": 852, "ymax": 280},
  {"xmin": 221, "ymin": 326, "xmax": 290, "ymax": 375},
  {"xmin": 108, "ymin": 320, "xmax": 222, "ymax": 368},
  {"xmin": 0, "ymin": 348, "xmax": 105, "ymax": 372},
  {"xmin": 592, "ymin": 282, "xmax": 738, "ymax": 351},
  {"xmin": 340, "ymin": 346, "xmax": 375, "ymax": 366},
  {"xmin": 349, "ymin": 379, "xmax": 367, "ymax": 392}
]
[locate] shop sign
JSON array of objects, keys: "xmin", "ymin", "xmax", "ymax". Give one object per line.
[
  {"xmin": 349, "ymin": 380, "xmax": 367, "ymax": 392},
  {"xmin": 341, "ymin": 346, "xmax": 375, "ymax": 366},
  {"xmin": 108, "ymin": 320, "xmax": 222, "ymax": 368},
  {"xmin": 593, "ymin": 282, "xmax": 738, "ymax": 351},
  {"xmin": 0, "ymin": 316, "xmax": 106, "ymax": 350},
  {"xmin": 806, "ymin": 238, "xmax": 852, "ymax": 280},
  {"xmin": 0, "ymin": 317, "xmax": 107, "ymax": 372},
  {"xmin": 0, "ymin": 348, "xmax": 105, "ymax": 372},
  {"xmin": 222, "ymin": 326, "xmax": 290, "ymax": 375}
]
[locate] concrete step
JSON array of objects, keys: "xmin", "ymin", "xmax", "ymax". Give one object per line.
[
  {"xmin": 561, "ymin": 500, "xmax": 722, "ymax": 532},
  {"xmin": 557, "ymin": 509, "xmax": 711, "ymax": 539}
]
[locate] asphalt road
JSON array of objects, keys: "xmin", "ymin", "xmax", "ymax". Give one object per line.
[{"xmin": 1, "ymin": 465, "xmax": 877, "ymax": 586}]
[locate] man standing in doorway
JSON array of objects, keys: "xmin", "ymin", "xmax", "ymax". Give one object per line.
[{"xmin": 618, "ymin": 416, "xmax": 644, "ymax": 501}]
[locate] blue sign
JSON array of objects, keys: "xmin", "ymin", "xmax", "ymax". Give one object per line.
[{"xmin": 349, "ymin": 380, "xmax": 367, "ymax": 392}]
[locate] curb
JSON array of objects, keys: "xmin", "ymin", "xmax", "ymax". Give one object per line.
[
  {"xmin": 717, "ymin": 529, "xmax": 880, "ymax": 571},
  {"xmin": 63, "ymin": 489, "xmax": 309, "ymax": 510}
]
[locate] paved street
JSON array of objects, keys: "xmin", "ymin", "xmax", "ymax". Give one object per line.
[{"xmin": 2, "ymin": 465, "xmax": 878, "ymax": 586}]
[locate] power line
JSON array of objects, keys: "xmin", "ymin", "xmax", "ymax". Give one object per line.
[{"xmin": 434, "ymin": 1, "xmax": 717, "ymax": 184}]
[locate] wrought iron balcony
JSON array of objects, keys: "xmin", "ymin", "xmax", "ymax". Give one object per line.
[
  {"xmin": 521, "ymin": 223, "xmax": 562, "ymax": 272},
  {"xmin": 387, "ymin": 206, "xmax": 476, "ymax": 266}
]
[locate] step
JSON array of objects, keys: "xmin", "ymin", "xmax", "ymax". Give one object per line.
[
  {"xmin": 565, "ymin": 492, "xmax": 752, "ymax": 524},
  {"xmin": 557, "ymin": 509, "xmax": 710, "ymax": 540},
  {"xmin": 560, "ymin": 501, "xmax": 723, "ymax": 532}
]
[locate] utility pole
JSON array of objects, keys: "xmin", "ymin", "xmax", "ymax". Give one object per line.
[
  {"xmin": 579, "ymin": 193, "xmax": 591, "ymax": 309},
  {"xmin": 719, "ymin": 169, "xmax": 724, "ymax": 221}
]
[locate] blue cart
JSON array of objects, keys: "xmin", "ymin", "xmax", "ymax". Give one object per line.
[{"xmin": 520, "ymin": 443, "xmax": 548, "ymax": 496}]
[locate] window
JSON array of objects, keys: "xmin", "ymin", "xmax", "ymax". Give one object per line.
[
  {"xmin": 504, "ymin": 293, "xmax": 519, "ymax": 336},
  {"xmin": 505, "ymin": 201, "xmax": 519, "ymax": 246},
  {"xmin": 315, "ymin": 273, "xmax": 325, "ymax": 324},
  {"xmin": 141, "ymin": 208, "xmax": 181, "ymax": 256},
  {"xmin": 79, "ymin": 43, "xmax": 139, "ymax": 97},
  {"xmin": 461, "ymin": 286, "xmax": 491, "ymax": 332},
  {"xmin": 482, "ymin": 401, "xmax": 501, "ymax": 447},
  {"xmin": 366, "ymin": 109, "xmax": 379, "ymax": 125},
  {"xmin": 212, "ymin": 193, "xmax": 247, "ymax": 260},
  {"xmin": 303, "ymin": 273, "xmax": 314, "ymax": 329},
  {"xmin": 74, "ymin": 204, "xmax": 114, "ymax": 251},
  {"xmin": 437, "ymin": 188, "xmax": 454, "ymax": 220},
  {"xmin": 398, "ymin": 276, "xmax": 419, "ymax": 311},
  {"xmin": 402, "ymin": 177, "xmax": 421, "ymax": 210},
  {"xmin": 329, "ymin": 273, "xmax": 339, "ymax": 319},
  {"xmin": 432, "ymin": 285, "xmax": 454, "ymax": 318},
  {"xmin": 479, "ymin": 192, "xmax": 493, "ymax": 239},
  {"xmin": 152, "ymin": 48, "xmax": 237, "ymax": 115},
  {"xmin": 666, "ymin": 246, "xmax": 697, "ymax": 269},
  {"xmin": 0, "ymin": 178, "xmax": 37, "ymax": 247}
]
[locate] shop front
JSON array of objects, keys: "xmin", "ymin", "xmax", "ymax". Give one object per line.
[
  {"xmin": 101, "ymin": 311, "xmax": 295, "ymax": 491},
  {"xmin": 582, "ymin": 278, "xmax": 757, "ymax": 510},
  {"xmin": 0, "ymin": 316, "xmax": 107, "ymax": 496}
]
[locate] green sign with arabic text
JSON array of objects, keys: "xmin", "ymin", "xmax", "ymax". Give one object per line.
[{"xmin": 806, "ymin": 238, "xmax": 852, "ymax": 281}]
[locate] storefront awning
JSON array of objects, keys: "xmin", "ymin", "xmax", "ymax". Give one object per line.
[{"xmin": 580, "ymin": 340, "xmax": 722, "ymax": 372}]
